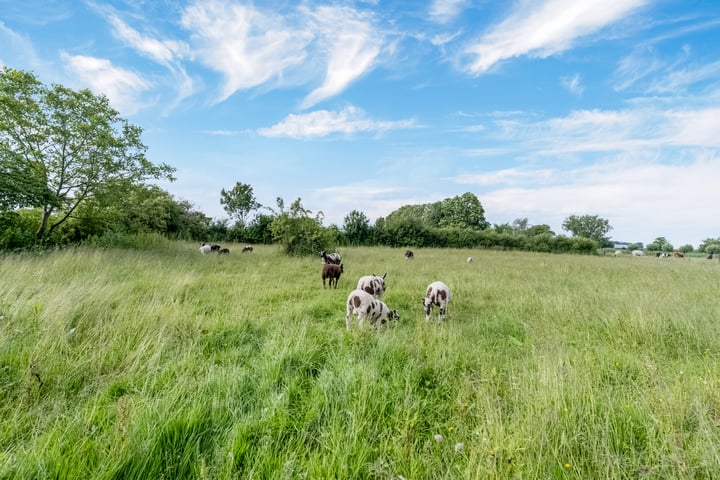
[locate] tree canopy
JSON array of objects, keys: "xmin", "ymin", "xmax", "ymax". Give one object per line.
[
  {"xmin": 220, "ymin": 181, "xmax": 261, "ymax": 228},
  {"xmin": 561, "ymin": 214, "xmax": 612, "ymax": 244},
  {"xmin": 0, "ymin": 67, "xmax": 175, "ymax": 240}
]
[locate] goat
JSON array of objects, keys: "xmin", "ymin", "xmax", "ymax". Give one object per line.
[
  {"xmin": 466, "ymin": 256, "xmax": 473, "ymax": 263},
  {"xmin": 199, "ymin": 243, "xmax": 212, "ymax": 254},
  {"xmin": 210, "ymin": 244, "xmax": 221, "ymax": 252},
  {"xmin": 631, "ymin": 250, "xmax": 645, "ymax": 257},
  {"xmin": 707, "ymin": 253, "xmax": 714, "ymax": 260},
  {"xmin": 320, "ymin": 250, "xmax": 342, "ymax": 265},
  {"xmin": 345, "ymin": 289, "xmax": 399, "ymax": 330},
  {"xmin": 322, "ymin": 263, "xmax": 343, "ymax": 289},
  {"xmin": 405, "ymin": 249, "xmax": 414, "ymax": 259},
  {"xmin": 673, "ymin": 251, "xmax": 684, "ymax": 258},
  {"xmin": 218, "ymin": 248, "xmax": 230, "ymax": 255},
  {"xmin": 242, "ymin": 245, "xmax": 254, "ymax": 253},
  {"xmin": 423, "ymin": 281, "xmax": 451, "ymax": 322},
  {"xmin": 356, "ymin": 273, "xmax": 387, "ymax": 298}
]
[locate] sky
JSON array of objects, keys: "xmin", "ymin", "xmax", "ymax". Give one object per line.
[{"xmin": 2, "ymin": 0, "xmax": 719, "ymax": 248}]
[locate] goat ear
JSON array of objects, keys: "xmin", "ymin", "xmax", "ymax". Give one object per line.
[{"xmin": 382, "ymin": 272, "xmax": 387, "ymax": 279}]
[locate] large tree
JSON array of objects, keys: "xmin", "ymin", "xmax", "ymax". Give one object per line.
[
  {"xmin": 561, "ymin": 214, "xmax": 612, "ymax": 244},
  {"xmin": 220, "ymin": 181, "xmax": 261, "ymax": 228},
  {"xmin": 343, "ymin": 209, "xmax": 371, "ymax": 245},
  {"xmin": 0, "ymin": 67, "xmax": 175, "ymax": 240}
]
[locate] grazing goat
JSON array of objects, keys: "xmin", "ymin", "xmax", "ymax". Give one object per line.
[
  {"xmin": 242, "ymin": 245, "xmax": 254, "ymax": 253},
  {"xmin": 199, "ymin": 243, "xmax": 212, "ymax": 254},
  {"xmin": 631, "ymin": 250, "xmax": 645, "ymax": 257},
  {"xmin": 218, "ymin": 248, "xmax": 230, "ymax": 255},
  {"xmin": 423, "ymin": 281, "xmax": 451, "ymax": 322},
  {"xmin": 466, "ymin": 256, "xmax": 473, "ymax": 263},
  {"xmin": 707, "ymin": 253, "xmax": 714, "ymax": 260},
  {"xmin": 405, "ymin": 249, "xmax": 414, "ymax": 259},
  {"xmin": 210, "ymin": 244, "xmax": 221, "ymax": 252},
  {"xmin": 356, "ymin": 273, "xmax": 387, "ymax": 298},
  {"xmin": 614, "ymin": 250, "xmax": 622, "ymax": 256},
  {"xmin": 673, "ymin": 251, "xmax": 684, "ymax": 258},
  {"xmin": 322, "ymin": 263, "xmax": 343, "ymax": 289},
  {"xmin": 345, "ymin": 289, "xmax": 399, "ymax": 330},
  {"xmin": 320, "ymin": 250, "xmax": 342, "ymax": 265}
]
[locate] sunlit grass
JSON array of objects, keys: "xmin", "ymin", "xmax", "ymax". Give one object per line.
[{"xmin": 1, "ymin": 244, "xmax": 719, "ymax": 478}]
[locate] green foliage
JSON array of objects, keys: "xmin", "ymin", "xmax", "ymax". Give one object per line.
[
  {"xmin": 220, "ymin": 182, "xmax": 261, "ymax": 228},
  {"xmin": 386, "ymin": 192, "xmax": 489, "ymax": 231},
  {"xmin": 0, "ymin": 67, "xmax": 175, "ymax": 240},
  {"xmin": 646, "ymin": 236, "xmax": 674, "ymax": 252},
  {"xmin": 270, "ymin": 198, "xmax": 334, "ymax": 256},
  {"xmin": 561, "ymin": 214, "xmax": 612, "ymax": 243},
  {"xmin": 244, "ymin": 214, "xmax": 275, "ymax": 244},
  {"xmin": 678, "ymin": 244, "xmax": 694, "ymax": 253},
  {"xmin": 343, "ymin": 210, "xmax": 372, "ymax": 246},
  {"xmin": 698, "ymin": 238, "xmax": 720, "ymax": 254}
]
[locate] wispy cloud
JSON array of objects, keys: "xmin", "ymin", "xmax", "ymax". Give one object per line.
[
  {"xmin": 462, "ymin": 0, "xmax": 649, "ymax": 74},
  {"xmin": 429, "ymin": 0, "xmax": 469, "ymax": 24},
  {"xmin": 300, "ymin": 6, "xmax": 383, "ymax": 109},
  {"xmin": 257, "ymin": 106, "xmax": 415, "ymax": 139},
  {"xmin": 560, "ymin": 73, "xmax": 584, "ymax": 96},
  {"xmin": 60, "ymin": 52, "xmax": 151, "ymax": 115},
  {"xmin": 0, "ymin": 20, "xmax": 43, "ymax": 70},
  {"xmin": 181, "ymin": 1, "xmax": 312, "ymax": 103}
]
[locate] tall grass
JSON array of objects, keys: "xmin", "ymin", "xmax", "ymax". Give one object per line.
[{"xmin": 1, "ymin": 244, "xmax": 719, "ymax": 478}]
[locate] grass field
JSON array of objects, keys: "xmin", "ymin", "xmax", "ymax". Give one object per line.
[{"xmin": 1, "ymin": 242, "xmax": 719, "ymax": 479}]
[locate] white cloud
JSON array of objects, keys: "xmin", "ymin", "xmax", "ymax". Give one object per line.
[
  {"xmin": 60, "ymin": 52, "xmax": 151, "ymax": 115},
  {"xmin": 560, "ymin": 73, "xmax": 584, "ymax": 96},
  {"xmin": 429, "ymin": 0, "xmax": 469, "ymax": 24},
  {"xmin": 181, "ymin": 0, "xmax": 312, "ymax": 103},
  {"xmin": 105, "ymin": 13, "xmax": 189, "ymax": 65},
  {"xmin": 0, "ymin": 20, "xmax": 42, "ymax": 70},
  {"xmin": 462, "ymin": 0, "xmax": 648, "ymax": 74},
  {"xmin": 300, "ymin": 6, "xmax": 383, "ymax": 109},
  {"xmin": 459, "ymin": 154, "xmax": 720, "ymax": 247},
  {"xmin": 257, "ymin": 106, "xmax": 415, "ymax": 139}
]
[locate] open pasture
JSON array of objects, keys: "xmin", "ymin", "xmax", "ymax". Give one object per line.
[{"xmin": 1, "ymin": 243, "xmax": 719, "ymax": 478}]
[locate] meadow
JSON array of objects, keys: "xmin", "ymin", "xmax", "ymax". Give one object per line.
[{"xmin": 1, "ymin": 242, "xmax": 719, "ymax": 479}]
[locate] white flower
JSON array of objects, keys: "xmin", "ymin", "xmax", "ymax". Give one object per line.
[
  {"xmin": 455, "ymin": 442, "xmax": 464, "ymax": 452},
  {"xmin": 434, "ymin": 434, "xmax": 443, "ymax": 442}
]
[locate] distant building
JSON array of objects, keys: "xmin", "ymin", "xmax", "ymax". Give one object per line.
[{"xmin": 614, "ymin": 241, "xmax": 644, "ymax": 249}]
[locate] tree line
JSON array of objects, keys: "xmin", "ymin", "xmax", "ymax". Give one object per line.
[{"xmin": 2, "ymin": 68, "xmax": 717, "ymax": 255}]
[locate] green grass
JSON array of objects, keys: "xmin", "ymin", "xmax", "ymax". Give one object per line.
[{"xmin": 1, "ymin": 243, "xmax": 719, "ymax": 479}]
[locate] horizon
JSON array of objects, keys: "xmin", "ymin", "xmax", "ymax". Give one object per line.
[{"xmin": 2, "ymin": 0, "xmax": 719, "ymax": 248}]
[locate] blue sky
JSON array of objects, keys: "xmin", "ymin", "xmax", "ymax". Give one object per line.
[{"xmin": 2, "ymin": 0, "xmax": 719, "ymax": 248}]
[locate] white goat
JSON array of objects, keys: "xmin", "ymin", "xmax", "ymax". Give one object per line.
[
  {"xmin": 356, "ymin": 273, "xmax": 387, "ymax": 298},
  {"xmin": 423, "ymin": 281, "xmax": 451, "ymax": 322},
  {"xmin": 199, "ymin": 243, "xmax": 212, "ymax": 254},
  {"xmin": 345, "ymin": 289, "xmax": 399, "ymax": 330}
]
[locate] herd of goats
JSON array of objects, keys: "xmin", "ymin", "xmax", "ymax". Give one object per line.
[{"xmin": 317, "ymin": 249, "xmax": 451, "ymax": 330}]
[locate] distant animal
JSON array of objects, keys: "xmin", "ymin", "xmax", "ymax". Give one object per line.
[
  {"xmin": 241, "ymin": 245, "xmax": 254, "ymax": 253},
  {"xmin": 322, "ymin": 263, "xmax": 343, "ymax": 289},
  {"xmin": 345, "ymin": 289, "xmax": 399, "ymax": 330},
  {"xmin": 356, "ymin": 273, "xmax": 387, "ymax": 298},
  {"xmin": 404, "ymin": 249, "xmax": 414, "ymax": 259},
  {"xmin": 210, "ymin": 244, "xmax": 221, "ymax": 252},
  {"xmin": 320, "ymin": 250, "xmax": 342, "ymax": 264},
  {"xmin": 423, "ymin": 281, "xmax": 451, "ymax": 322},
  {"xmin": 614, "ymin": 250, "xmax": 622, "ymax": 256},
  {"xmin": 655, "ymin": 252, "xmax": 662, "ymax": 257},
  {"xmin": 631, "ymin": 250, "xmax": 645, "ymax": 257},
  {"xmin": 707, "ymin": 253, "xmax": 714, "ymax": 260},
  {"xmin": 466, "ymin": 256, "xmax": 473, "ymax": 263},
  {"xmin": 218, "ymin": 248, "xmax": 230, "ymax": 255},
  {"xmin": 199, "ymin": 243, "xmax": 212, "ymax": 254},
  {"xmin": 673, "ymin": 251, "xmax": 684, "ymax": 258}
]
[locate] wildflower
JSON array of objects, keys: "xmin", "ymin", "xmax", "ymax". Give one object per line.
[
  {"xmin": 563, "ymin": 407, "xmax": 568, "ymax": 413},
  {"xmin": 434, "ymin": 434, "xmax": 443, "ymax": 442},
  {"xmin": 455, "ymin": 442, "xmax": 464, "ymax": 452},
  {"xmin": 565, "ymin": 463, "xmax": 571, "ymax": 468},
  {"xmin": 448, "ymin": 426, "xmax": 454, "ymax": 431}
]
